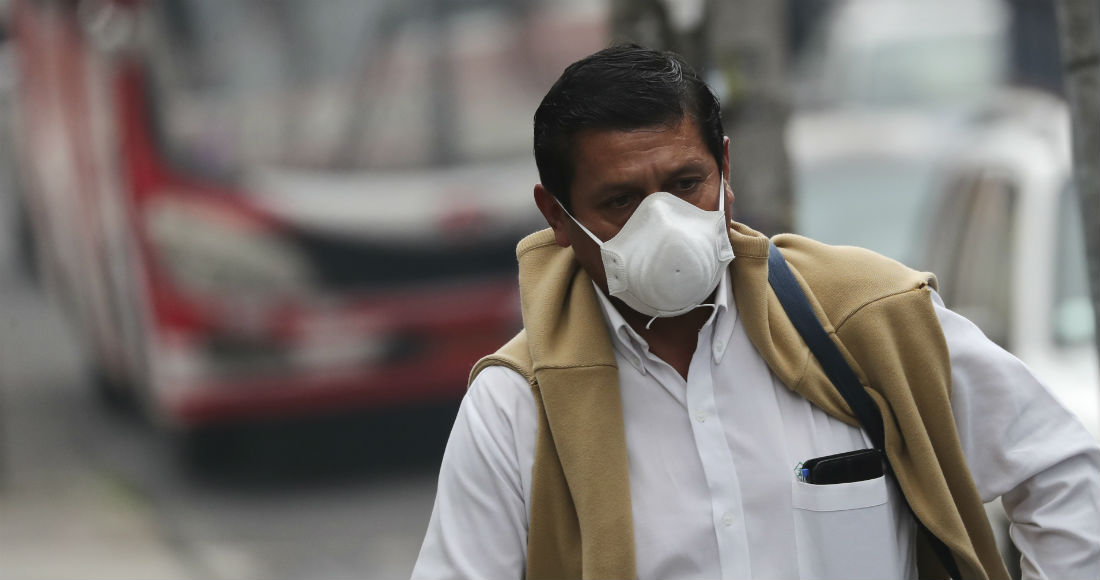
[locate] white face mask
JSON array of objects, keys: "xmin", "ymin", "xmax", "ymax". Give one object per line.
[{"xmin": 559, "ymin": 174, "xmax": 735, "ymax": 320}]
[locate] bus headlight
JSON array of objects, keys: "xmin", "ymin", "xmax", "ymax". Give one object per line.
[{"xmin": 145, "ymin": 198, "xmax": 315, "ymax": 299}]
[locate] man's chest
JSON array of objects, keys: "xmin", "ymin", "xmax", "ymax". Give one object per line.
[{"xmin": 607, "ymin": 320, "xmax": 916, "ymax": 579}]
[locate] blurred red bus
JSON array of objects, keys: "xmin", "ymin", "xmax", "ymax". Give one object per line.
[{"xmin": 10, "ymin": 0, "xmax": 605, "ymax": 431}]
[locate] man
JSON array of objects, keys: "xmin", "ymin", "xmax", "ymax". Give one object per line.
[{"xmin": 412, "ymin": 45, "xmax": 1100, "ymax": 579}]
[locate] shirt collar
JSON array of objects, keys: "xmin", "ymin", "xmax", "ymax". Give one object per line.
[{"xmin": 592, "ymin": 268, "xmax": 738, "ymax": 374}]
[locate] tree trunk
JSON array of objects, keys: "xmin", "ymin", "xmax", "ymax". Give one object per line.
[
  {"xmin": 705, "ymin": 0, "xmax": 793, "ymax": 236},
  {"xmin": 1053, "ymin": 0, "xmax": 1100, "ymax": 378}
]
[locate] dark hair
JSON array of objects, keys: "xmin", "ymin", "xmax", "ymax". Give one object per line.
[{"xmin": 533, "ymin": 44, "xmax": 724, "ymax": 212}]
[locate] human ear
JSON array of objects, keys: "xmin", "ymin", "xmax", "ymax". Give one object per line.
[{"xmin": 534, "ymin": 184, "xmax": 572, "ymax": 248}]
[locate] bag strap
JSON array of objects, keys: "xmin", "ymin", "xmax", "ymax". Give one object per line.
[
  {"xmin": 765, "ymin": 243, "xmax": 885, "ymax": 450},
  {"xmin": 766, "ymin": 241, "xmax": 963, "ymax": 579}
]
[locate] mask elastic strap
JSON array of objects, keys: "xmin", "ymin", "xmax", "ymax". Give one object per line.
[
  {"xmin": 644, "ymin": 302, "xmax": 718, "ymax": 330},
  {"xmin": 552, "ymin": 197, "xmax": 604, "ymax": 246},
  {"xmin": 718, "ymin": 170, "xmax": 726, "ymax": 214}
]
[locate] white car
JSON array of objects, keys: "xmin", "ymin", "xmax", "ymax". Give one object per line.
[
  {"xmin": 921, "ymin": 90, "xmax": 1098, "ymax": 440},
  {"xmin": 917, "ymin": 90, "xmax": 1096, "ymax": 578}
]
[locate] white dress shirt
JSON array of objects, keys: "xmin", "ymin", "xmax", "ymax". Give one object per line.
[{"xmin": 412, "ymin": 270, "xmax": 1100, "ymax": 580}]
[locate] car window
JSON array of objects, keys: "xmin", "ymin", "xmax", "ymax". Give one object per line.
[
  {"xmin": 794, "ymin": 158, "xmax": 936, "ymax": 263},
  {"xmin": 1053, "ymin": 182, "xmax": 1095, "ymax": 346},
  {"xmin": 923, "ymin": 173, "xmax": 974, "ymax": 281},
  {"xmin": 926, "ymin": 170, "xmax": 1016, "ymax": 346}
]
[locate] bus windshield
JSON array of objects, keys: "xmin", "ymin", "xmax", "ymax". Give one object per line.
[{"xmin": 144, "ymin": 0, "xmax": 603, "ymax": 182}]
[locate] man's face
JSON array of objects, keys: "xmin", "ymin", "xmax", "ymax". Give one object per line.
[{"xmin": 534, "ymin": 116, "xmax": 732, "ymax": 296}]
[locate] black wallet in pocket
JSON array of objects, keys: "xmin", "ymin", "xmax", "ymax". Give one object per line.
[{"xmin": 800, "ymin": 448, "xmax": 884, "ymax": 484}]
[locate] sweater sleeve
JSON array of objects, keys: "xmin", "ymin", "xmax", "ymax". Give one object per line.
[
  {"xmin": 934, "ymin": 290, "xmax": 1100, "ymax": 580},
  {"xmin": 411, "ymin": 366, "xmax": 538, "ymax": 580}
]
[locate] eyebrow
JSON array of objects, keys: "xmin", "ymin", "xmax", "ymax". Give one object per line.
[{"xmin": 592, "ymin": 161, "xmax": 712, "ymax": 196}]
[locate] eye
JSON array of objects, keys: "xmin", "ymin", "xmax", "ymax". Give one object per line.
[
  {"xmin": 607, "ymin": 194, "xmax": 635, "ymax": 210},
  {"xmin": 673, "ymin": 178, "xmax": 703, "ymax": 194}
]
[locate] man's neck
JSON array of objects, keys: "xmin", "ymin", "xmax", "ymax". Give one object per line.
[{"xmin": 610, "ymin": 292, "xmax": 717, "ymax": 380}]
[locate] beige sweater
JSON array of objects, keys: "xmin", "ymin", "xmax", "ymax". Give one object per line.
[{"xmin": 471, "ymin": 222, "xmax": 1008, "ymax": 579}]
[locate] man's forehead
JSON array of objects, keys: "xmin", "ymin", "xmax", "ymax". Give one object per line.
[
  {"xmin": 570, "ymin": 119, "xmax": 712, "ymax": 184},
  {"xmin": 572, "ymin": 118, "xmax": 698, "ymax": 150}
]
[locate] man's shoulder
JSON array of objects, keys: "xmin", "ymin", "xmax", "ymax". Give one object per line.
[
  {"xmin": 469, "ymin": 330, "xmax": 535, "ymax": 388},
  {"xmin": 771, "ymin": 233, "xmax": 938, "ymax": 327}
]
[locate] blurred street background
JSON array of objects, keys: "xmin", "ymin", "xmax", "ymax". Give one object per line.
[{"xmin": 0, "ymin": 0, "xmax": 1097, "ymax": 578}]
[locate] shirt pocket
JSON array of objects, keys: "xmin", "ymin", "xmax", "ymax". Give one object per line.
[{"xmin": 791, "ymin": 476, "xmax": 906, "ymax": 580}]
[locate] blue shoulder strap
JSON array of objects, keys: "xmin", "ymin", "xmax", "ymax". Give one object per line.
[{"xmin": 766, "ymin": 242, "xmax": 884, "ymax": 449}]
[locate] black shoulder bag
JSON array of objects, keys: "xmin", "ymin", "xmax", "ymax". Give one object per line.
[{"xmin": 766, "ymin": 241, "xmax": 962, "ymax": 579}]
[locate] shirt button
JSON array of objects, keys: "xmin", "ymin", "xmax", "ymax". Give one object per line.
[
  {"xmin": 695, "ymin": 412, "xmax": 706, "ymax": 423},
  {"xmin": 722, "ymin": 512, "xmax": 734, "ymax": 527}
]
